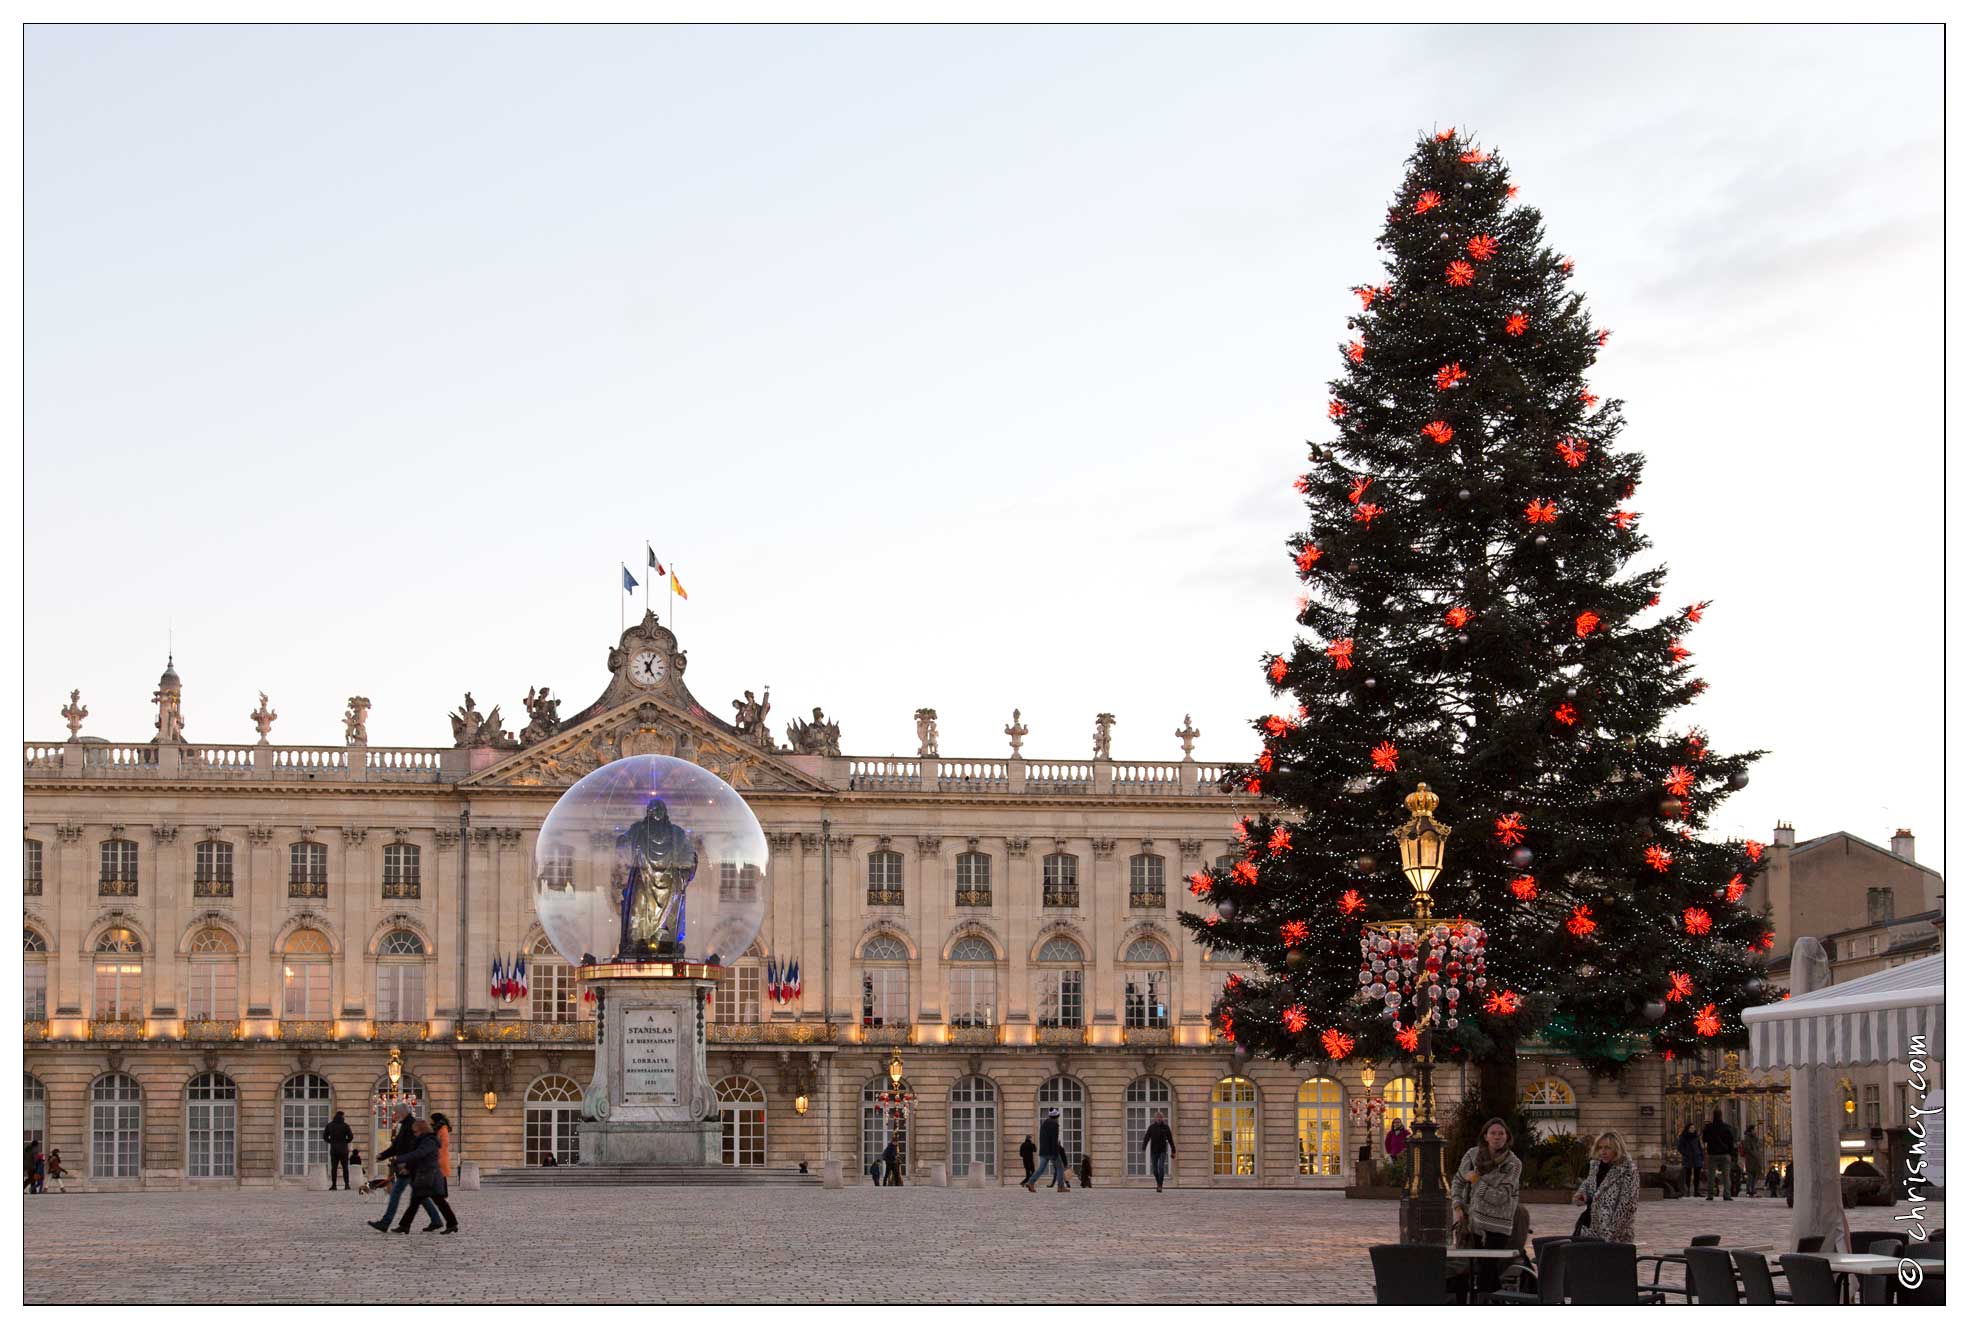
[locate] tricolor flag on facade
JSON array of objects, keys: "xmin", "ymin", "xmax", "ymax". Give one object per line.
[
  {"xmin": 490, "ymin": 956, "xmax": 504, "ymax": 1002},
  {"xmin": 647, "ymin": 544, "xmax": 664, "ymax": 577}
]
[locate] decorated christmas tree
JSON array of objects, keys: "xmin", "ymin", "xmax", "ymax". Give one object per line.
[{"xmin": 1182, "ymin": 127, "xmax": 1771, "ymax": 1120}]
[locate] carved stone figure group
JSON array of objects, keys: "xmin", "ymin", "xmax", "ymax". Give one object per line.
[
  {"xmin": 449, "ymin": 692, "xmax": 516, "ymax": 748},
  {"xmin": 785, "ymin": 706, "xmax": 842, "ymax": 756},
  {"xmin": 731, "ymin": 687, "xmax": 773, "ymax": 749}
]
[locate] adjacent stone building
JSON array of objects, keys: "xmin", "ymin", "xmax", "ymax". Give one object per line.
[{"xmin": 24, "ymin": 612, "xmax": 1658, "ymax": 1188}]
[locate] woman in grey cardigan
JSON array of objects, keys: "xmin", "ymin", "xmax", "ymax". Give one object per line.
[
  {"xmin": 1573, "ymin": 1131, "xmax": 1639, "ymax": 1243},
  {"xmin": 1451, "ymin": 1118, "xmax": 1523, "ymax": 1297}
]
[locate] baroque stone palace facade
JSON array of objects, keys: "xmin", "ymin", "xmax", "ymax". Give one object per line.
[{"xmin": 24, "ymin": 612, "xmax": 1656, "ymax": 1188}]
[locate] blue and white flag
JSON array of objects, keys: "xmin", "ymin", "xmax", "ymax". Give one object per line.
[{"xmin": 622, "ymin": 564, "xmax": 639, "ymax": 593}]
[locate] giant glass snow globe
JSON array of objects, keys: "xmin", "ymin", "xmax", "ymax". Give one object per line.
[{"xmin": 532, "ymin": 755, "xmax": 767, "ymax": 969}]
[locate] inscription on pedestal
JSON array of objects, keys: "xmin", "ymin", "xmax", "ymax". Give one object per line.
[{"xmin": 621, "ymin": 1007, "xmax": 680, "ymax": 1104}]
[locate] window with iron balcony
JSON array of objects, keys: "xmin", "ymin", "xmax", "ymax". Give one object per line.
[
  {"xmin": 1042, "ymin": 852, "xmax": 1079, "ymax": 909},
  {"xmin": 194, "ymin": 839, "xmax": 234, "ymax": 898},
  {"xmin": 867, "ymin": 850, "xmax": 904, "ymax": 907},
  {"xmin": 954, "ymin": 850, "xmax": 992, "ymax": 908},
  {"xmin": 289, "ymin": 841, "xmax": 328, "ymax": 898},
  {"xmin": 382, "ymin": 843, "xmax": 421, "ymax": 899},
  {"xmin": 1128, "ymin": 852, "xmax": 1166, "ymax": 909},
  {"xmin": 98, "ymin": 838, "xmax": 139, "ymax": 896}
]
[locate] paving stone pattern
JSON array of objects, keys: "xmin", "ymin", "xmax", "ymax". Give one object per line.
[{"xmin": 23, "ymin": 1186, "xmax": 1879, "ymax": 1304}]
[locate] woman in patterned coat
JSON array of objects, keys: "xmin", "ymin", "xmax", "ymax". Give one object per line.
[
  {"xmin": 1573, "ymin": 1130, "xmax": 1639, "ymax": 1244},
  {"xmin": 1451, "ymin": 1118, "xmax": 1523, "ymax": 1297}
]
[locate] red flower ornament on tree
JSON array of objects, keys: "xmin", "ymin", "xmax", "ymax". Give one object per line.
[
  {"xmin": 1686, "ymin": 601, "xmax": 1707, "ymax": 623},
  {"xmin": 1353, "ymin": 285, "xmax": 1378, "ymax": 309},
  {"xmin": 1579, "ymin": 390, "xmax": 1599, "ymax": 407},
  {"xmin": 1445, "ymin": 260, "xmax": 1476, "ymax": 287},
  {"xmin": 1466, "ymin": 233, "xmax": 1499, "ymax": 261},
  {"xmin": 1559, "ymin": 256, "xmax": 1575, "ymax": 274},
  {"xmin": 1338, "ymin": 889, "xmax": 1366, "ymax": 915},
  {"xmin": 1232, "ymin": 860, "xmax": 1259, "ymax": 887},
  {"xmin": 1459, "ymin": 149, "xmax": 1489, "ymax": 164},
  {"xmin": 1556, "ymin": 439, "xmax": 1588, "ymax": 468},
  {"xmin": 1321, "ymin": 1027, "xmax": 1356, "ymax": 1059},
  {"xmin": 1644, "ymin": 844, "xmax": 1674, "ymax": 873},
  {"xmin": 1422, "ymin": 420, "xmax": 1454, "ymax": 445},
  {"xmin": 1525, "ymin": 499, "xmax": 1559, "ymax": 525},
  {"xmin": 1282, "ymin": 1005, "xmax": 1309, "ymax": 1034},
  {"xmin": 1347, "ymin": 340, "xmax": 1366, "ymax": 364},
  {"xmin": 1554, "ymin": 703, "xmax": 1578, "ymax": 726},
  {"xmin": 1444, "ymin": 606, "xmax": 1472, "ymax": 629},
  {"xmin": 1268, "ymin": 826, "xmax": 1293, "ymax": 857},
  {"xmin": 1348, "ymin": 475, "xmax": 1373, "ymax": 504},
  {"xmin": 1325, "ymin": 638, "xmax": 1356, "ymax": 670},
  {"xmin": 1188, "ymin": 871, "xmax": 1212, "ymax": 896},
  {"xmin": 1574, "ymin": 610, "xmax": 1600, "ymax": 638},
  {"xmin": 1435, "ymin": 362, "xmax": 1469, "ymax": 390},
  {"xmin": 1595, "ymin": 328, "xmax": 1611, "ymax": 346},
  {"xmin": 1494, "ymin": 812, "xmax": 1527, "ymax": 847},
  {"xmin": 1509, "ymin": 875, "xmax": 1538, "ymax": 901},
  {"xmin": 1328, "ymin": 400, "xmax": 1346, "ymax": 419},
  {"xmin": 1611, "ymin": 509, "xmax": 1637, "ymax": 529},
  {"xmin": 1268, "ymin": 657, "xmax": 1289, "ymax": 684},
  {"xmin": 1484, "ymin": 989, "xmax": 1522, "ymax": 1015},
  {"xmin": 1352, "ymin": 502, "xmax": 1383, "ymax": 526},
  {"xmin": 1566, "ymin": 905, "xmax": 1597, "ymax": 938},
  {"xmin": 1745, "ymin": 840, "xmax": 1765, "ymax": 863},
  {"xmin": 1683, "ymin": 906, "xmax": 1713, "ymax": 936},
  {"xmin": 1370, "ymin": 741, "xmax": 1400, "ymax": 772},
  {"xmin": 1504, "ymin": 312, "xmax": 1529, "ymax": 336},
  {"xmin": 1296, "ymin": 544, "xmax": 1323, "ymax": 574},
  {"xmin": 1666, "ymin": 971, "xmax": 1694, "ymax": 1003},
  {"xmin": 1414, "ymin": 190, "xmax": 1442, "ymax": 214},
  {"xmin": 1668, "ymin": 639, "xmax": 1691, "ymax": 663},
  {"xmin": 1395, "ymin": 1025, "xmax": 1421, "ymax": 1052},
  {"xmin": 1280, "ymin": 919, "xmax": 1310, "ymax": 947},
  {"xmin": 1435, "ymin": 127, "xmax": 1456, "ymax": 141},
  {"xmin": 1664, "ymin": 766, "xmax": 1694, "ymax": 797},
  {"xmin": 1693, "ymin": 1004, "xmax": 1722, "ymax": 1038},
  {"xmin": 1257, "ymin": 749, "xmax": 1275, "ymax": 773},
  {"xmin": 1724, "ymin": 874, "xmax": 1746, "ymax": 904}
]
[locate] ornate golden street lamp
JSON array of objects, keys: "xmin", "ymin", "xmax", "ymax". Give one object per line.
[{"xmin": 1358, "ymin": 784, "xmax": 1487, "ymax": 1245}]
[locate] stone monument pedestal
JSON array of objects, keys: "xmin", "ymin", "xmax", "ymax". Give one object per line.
[{"xmin": 576, "ymin": 962, "xmax": 724, "ymax": 1170}]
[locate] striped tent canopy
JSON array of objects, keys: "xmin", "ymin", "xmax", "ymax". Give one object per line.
[{"xmin": 1743, "ymin": 952, "xmax": 1944, "ymax": 1070}]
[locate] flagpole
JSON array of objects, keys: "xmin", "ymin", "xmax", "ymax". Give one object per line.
[
  {"xmin": 669, "ymin": 562, "xmax": 675, "ymax": 627},
  {"xmin": 620, "ymin": 565, "xmax": 625, "ymax": 635},
  {"xmin": 644, "ymin": 539, "xmax": 650, "ymax": 615}
]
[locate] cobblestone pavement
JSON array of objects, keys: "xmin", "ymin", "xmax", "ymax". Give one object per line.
[{"xmin": 23, "ymin": 1185, "xmax": 1906, "ymax": 1304}]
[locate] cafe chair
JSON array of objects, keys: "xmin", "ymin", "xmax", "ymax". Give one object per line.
[
  {"xmin": 1794, "ymin": 1234, "xmax": 1826, "ymax": 1253},
  {"xmin": 1565, "ymin": 1242, "xmax": 1666, "ymax": 1305},
  {"xmin": 1731, "ymin": 1250, "xmax": 1791, "ymax": 1305},
  {"xmin": 1900, "ymin": 1242, "xmax": 1944, "ymax": 1307},
  {"xmin": 1850, "ymin": 1229, "xmax": 1902, "ymax": 1254},
  {"xmin": 1683, "ymin": 1246, "xmax": 1741, "ymax": 1304},
  {"xmin": 1369, "ymin": 1244, "xmax": 1453, "ymax": 1305},
  {"xmin": 1777, "ymin": 1254, "xmax": 1841, "ymax": 1305},
  {"xmin": 1491, "ymin": 1237, "xmax": 1569, "ymax": 1306}
]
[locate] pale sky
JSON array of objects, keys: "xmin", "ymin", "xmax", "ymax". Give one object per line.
[{"xmin": 24, "ymin": 24, "xmax": 1945, "ymax": 868}]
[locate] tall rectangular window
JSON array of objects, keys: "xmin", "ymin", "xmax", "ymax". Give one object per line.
[
  {"xmin": 1863, "ymin": 1084, "xmax": 1882, "ymax": 1129},
  {"xmin": 383, "ymin": 843, "xmax": 421, "ymax": 898},
  {"xmin": 867, "ymin": 851, "xmax": 904, "ymax": 906},
  {"xmin": 949, "ymin": 967, "xmax": 998, "ymax": 1027},
  {"xmin": 376, "ymin": 964, "xmax": 425, "ymax": 1022},
  {"xmin": 23, "ymin": 839, "xmax": 42, "ymax": 895},
  {"xmin": 860, "ymin": 968, "xmax": 909, "ymax": 1028},
  {"xmin": 282, "ymin": 961, "xmax": 330, "ymax": 1019},
  {"xmin": 94, "ymin": 959, "xmax": 143, "ymax": 1019},
  {"xmin": 531, "ymin": 957, "xmax": 577, "ymax": 1022},
  {"xmin": 99, "ymin": 839, "xmax": 139, "ymax": 894},
  {"xmin": 195, "ymin": 840, "xmax": 234, "ymax": 888},
  {"xmin": 25, "ymin": 958, "xmax": 48, "ymax": 1021},
  {"xmin": 1124, "ymin": 970, "xmax": 1171, "ymax": 1028},
  {"xmin": 712, "ymin": 964, "xmax": 762, "ymax": 1024},
  {"xmin": 1036, "ymin": 970, "xmax": 1083, "ymax": 1028},
  {"xmin": 187, "ymin": 961, "xmax": 238, "ymax": 1021}
]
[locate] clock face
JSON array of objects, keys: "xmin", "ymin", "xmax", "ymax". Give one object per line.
[{"xmin": 629, "ymin": 649, "xmax": 666, "ymax": 688}]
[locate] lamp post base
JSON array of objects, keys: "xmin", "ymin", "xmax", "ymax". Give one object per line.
[{"xmin": 1400, "ymin": 1190, "xmax": 1451, "ymax": 1245}]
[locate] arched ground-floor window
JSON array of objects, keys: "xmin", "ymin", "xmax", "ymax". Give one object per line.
[
  {"xmin": 525, "ymin": 1075, "xmax": 583, "ymax": 1166},
  {"xmin": 1212, "ymin": 1076, "xmax": 1258, "ymax": 1177},
  {"xmin": 1521, "ymin": 1076, "xmax": 1579, "ymax": 1141},
  {"xmin": 282, "ymin": 1074, "xmax": 332, "ymax": 1177},
  {"xmin": 1382, "ymin": 1076, "xmax": 1417, "ymax": 1141},
  {"xmin": 717, "ymin": 1076, "xmax": 766, "ymax": 1167},
  {"xmin": 861, "ymin": 1076, "xmax": 912, "ymax": 1179},
  {"xmin": 1124, "ymin": 1076, "xmax": 1173, "ymax": 1178},
  {"xmin": 949, "ymin": 1076, "xmax": 996, "ymax": 1178},
  {"xmin": 90, "ymin": 1073, "xmax": 141, "ymax": 1179},
  {"xmin": 1037, "ymin": 1075, "xmax": 1086, "ymax": 1165},
  {"xmin": 1297, "ymin": 1077, "xmax": 1345, "ymax": 1178},
  {"xmin": 187, "ymin": 1072, "xmax": 238, "ymax": 1179}
]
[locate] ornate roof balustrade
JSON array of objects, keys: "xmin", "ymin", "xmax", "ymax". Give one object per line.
[{"xmin": 28, "ymin": 740, "xmax": 1244, "ymax": 800}]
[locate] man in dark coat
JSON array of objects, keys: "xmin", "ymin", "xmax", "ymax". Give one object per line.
[
  {"xmin": 1033, "ymin": 1108, "xmax": 1068, "ymax": 1192},
  {"xmin": 1018, "ymin": 1135, "xmax": 1038, "ymax": 1188},
  {"xmin": 367, "ymin": 1109, "xmax": 439, "ymax": 1232},
  {"xmin": 1675, "ymin": 1123, "xmax": 1704, "ymax": 1198},
  {"xmin": 881, "ymin": 1139, "xmax": 901, "ymax": 1186},
  {"xmin": 1142, "ymin": 1111, "xmax": 1176, "ymax": 1193},
  {"xmin": 391, "ymin": 1119, "xmax": 458, "ymax": 1234},
  {"xmin": 1700, "ymin": 1109, "xmax": 1737, "ymax": 1201},
  {"xmin": 323, "ymin": 1111, "xmax": 355, "ymax": 1191}
]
